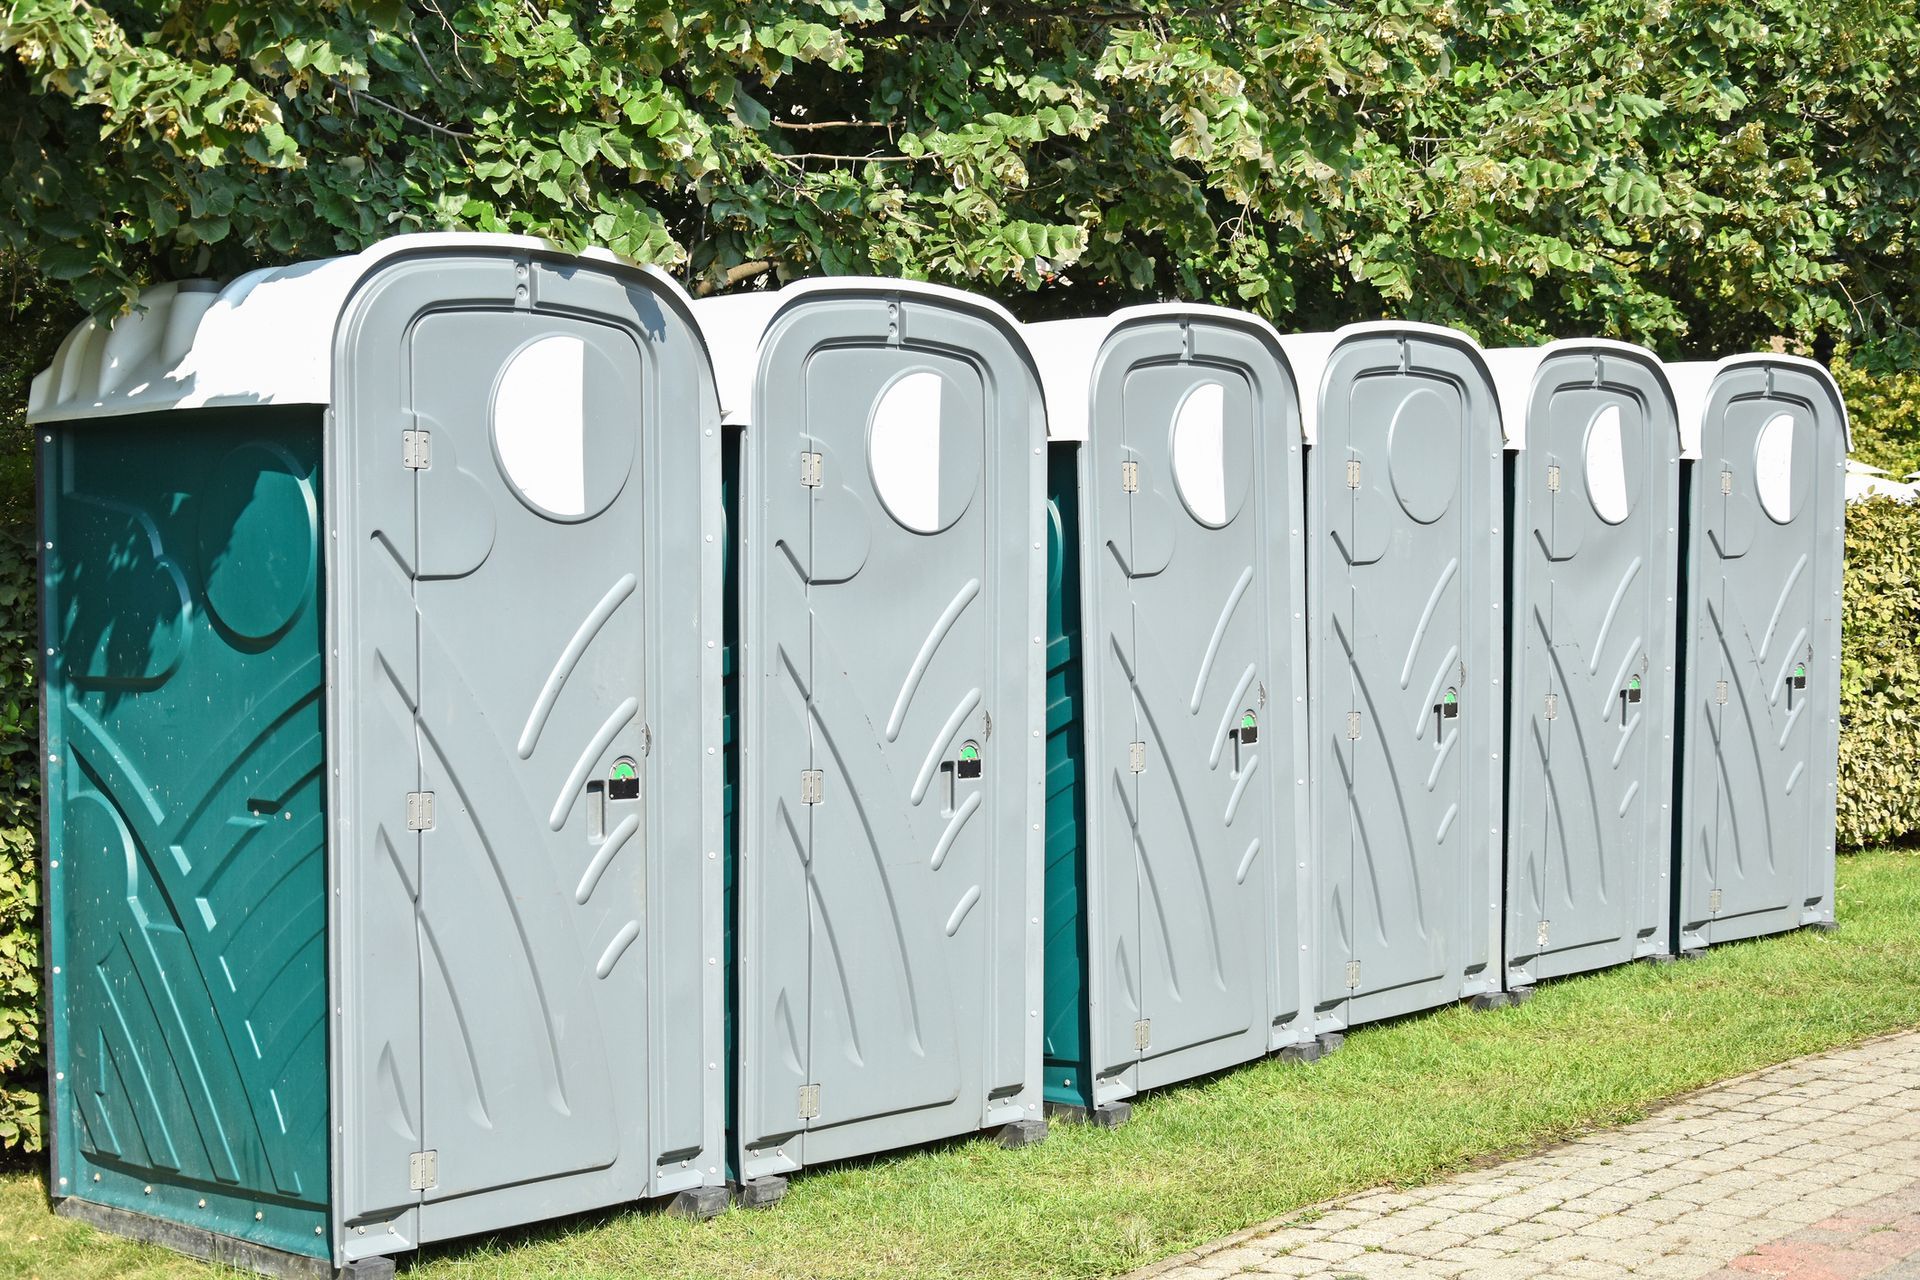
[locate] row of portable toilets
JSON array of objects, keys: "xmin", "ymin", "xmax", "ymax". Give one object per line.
[{"xmin": 27, "ymin": 236, "xmax": 1845, "ymax": 1276}]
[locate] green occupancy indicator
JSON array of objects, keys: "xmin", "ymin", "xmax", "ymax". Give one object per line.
[
  {"xmin": 611, "ymin": 759, "xmax": 638, "ymax": 781},
  {"xmin": 959, "ymin": 743, "xmax": 980, "ymax": 762}
]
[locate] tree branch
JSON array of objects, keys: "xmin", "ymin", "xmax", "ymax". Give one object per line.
[
  {"xmin": 347, "ymin": 88, "xmax": 474, "ymax": 140},
  {"xmin": 694, "ymin": 260, "xmax": 775, "ymax": 297}
]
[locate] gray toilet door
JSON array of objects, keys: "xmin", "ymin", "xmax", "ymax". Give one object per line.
[
  {"xmin": 1508, "ymin": 355, "xmax": 1673, "ymax": 981},
  {"xmin": 1082, "ymin": 318, "xmax": 1280, "ymax": 1091},
  {"xmin": 338, "ymin": 254, "xmax": 673, "ymax": 1243},
  {"xmin": 1314, "ymin": 336, "xmax": 1495, "ymax": 1027},
  {"xmin": 741, "ymin": 291, "xmax": 1036, "ymax": 1174},
  {"xmin": 1686, "ymin": 365, "xmax": 1843, "ymax": 944}
]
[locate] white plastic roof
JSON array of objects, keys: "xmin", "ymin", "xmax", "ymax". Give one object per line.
[
  {"xmin": 1846, "ymin": 458, "xmax": 1919, "ymax": 503},
  {"xmin": 27, "ymin": 232, "xmax": 678, "ymax": 425},
  {"xmin": 1666, "ymin": 353, "xmax": 1852, "ymax": 461},
  {"xmin": 690, "ymin": 277, "xmax": 1031, "ymax": 428},
  {"xmin": 1023, "ymin": 303, "xmax": 1297, "ymax": 443},
  {"xmin": 1482, "ymin": 339, "xmax": 1677, "ymax": 452},
  {"xmin": 1272, "ymin": 321, "xmax": 1493, "ymax": 447}
]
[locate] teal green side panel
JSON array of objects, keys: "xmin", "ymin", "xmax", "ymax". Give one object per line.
[
  {"xmin": 42, "ymin": 411, "xmax": 329, "ymax": 1258},
  {"xmin": 721, "ymin": 423, "xmax": 741, "ymax": 1181},
  {"xmin": 1042, "ymin": 446, "xmax": 1092, "ymax": 1111}
]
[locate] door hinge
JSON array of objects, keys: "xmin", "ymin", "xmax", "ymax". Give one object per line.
[
  {"xmin": 1128, "ymin": 741, "xmax": 1146, "ymax": 773},
  {"xmin": 796, "ymin": 1084, "xmax": 821, "ymax": 1119},
  {"xmin": 1346, "ymin": 458, "xmax": 1363, "ymax": 489},
  {"xmin": 406, "ymin": 791, "xmax": 434, "ymax": 831},
  {"xmin": 1121, "ymin": 460, "xmax": 1140, "ymax": 493},
  {"xmin": 800, "ymin": 451, "xmax": 824, "ymax": 487},
  {"xmin": 1537, "ymin": 919, "xmax": 1551, "ymax": 949},
  {"xmin": 800, "ymin": 769, "xmax": 824, "ymax": 805},
  {"xmin": 1709, "ymin": 887, "xmax": 1723, "ymax": 915},
  {"xmin": 1345, "ymin": 959, "xmax": 1362, "ymax": 990},
  {"xmin": 1720, "ymin": 468, "xmax": 1734, "ymax": 496},
  {"xmin": 402, "ymin": 429, "xmax": 431, "ymax": 470},
  {"xmin": 1545, "ymin": 462, "xmax": 1562, "ymax": 493},
  {"xmin": 408, "ymin": 1150, "xmax": 438, "ymax": 1191},
  {"xmin": 1544, "ymin": 692, "xmax": 1559, "ymax": 721},
  {"xmin": 1132, "ymin": 1019, "xmax": 1151, "ymax": 1050},
  {"xmin": 1347, "ymin": 711, "xmax": 1362, "ymax": 741},
  {"xmin": 1715, "ymin": 679, "xmax": 1729, "ymax": 705}
]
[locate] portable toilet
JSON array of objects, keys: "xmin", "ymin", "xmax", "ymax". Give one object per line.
[
  {"xmin": 1025, "ymin": 307, "xmax": 1312, "ymax": 1126},
  {"xmin": 1279, "ymin": 324, "xmax": 1505, "ymax": 1032},
  {"xmin": 697, "ymin": 281, "xmax": 1046, "ymax": 1205},
  {"xmin": 1666, "ymin": 355, "xmax": 1847, "ymax": 951},
  {"xmin": 30, "ymin": 235, "xmax": 727, "ymax": 1275},
  {"xmin": 1486, "ymin": 341, "xmax": 1681, "ymax": 989}
]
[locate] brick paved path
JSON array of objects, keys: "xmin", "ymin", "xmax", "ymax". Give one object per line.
[{"xmin": 1134, "ymin": 1031, "xmax": 1920, "ymax": 1280}]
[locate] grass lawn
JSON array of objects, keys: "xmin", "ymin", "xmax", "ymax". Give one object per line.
[{"xmin": 5, "ymin": 847, "xmax": 1919, "ymax": 1280}]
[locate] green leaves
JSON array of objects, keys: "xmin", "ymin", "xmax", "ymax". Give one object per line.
[{"xmin": 1, "ymin": 0, "xmax": 1916, "ymax": 343}]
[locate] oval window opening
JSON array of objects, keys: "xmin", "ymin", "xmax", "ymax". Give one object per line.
[
  {"xmin": 869, "ymin": 370, "xmax": 947, "ymax": 533},
  {"xmin": 1755, "ymin": 412, "xmax": 1798, "ymax": 523},
  {"xmin": 1583, "ymin": 404, "xmax": 1631, "ymax": 524},
  {"xmin": 1171, "ymin": 381, "xmax": 1230, "ymax": 526},
  {"xmin": 493, "ymin": 335, "xmax": 587, "ymax": 517}
]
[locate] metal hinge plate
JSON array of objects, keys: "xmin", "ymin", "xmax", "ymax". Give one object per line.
[
  {"xmin": 1132, "ymin": 1019, "xmax": 1151, "ymax": 1050},
  {"xmin": 801, "ymin": 452, "xmax": 823, "ymax": 487},
  {"xmin": 1347, "ymin": 711, "xmax": 1362, "ymax": 741},
  {"xmin": 406, "ymin": 791, "xmax": 434, "ymax": 831},
  {"xmin": 1537, "ymin": 919, "xmax": 1551, "ymax": 949},
  {"xmin": 800, "ymin": 770, "xmax": 824, "ymax": 805},
  {"xmin": 1715, "ymin": 680, "xmax": 1729, "ymax": 705},
  {"xmin": 402, "ymin": 430, "xmax": 431, "ymax": 470},
  {"xmin": 1546, "ymin": 463, "xmax": 1561, "ymax": 493},
  {"xmin": 1128, "ymin": 741, "xmax": 1146, "ymax": 773},
  {"xmin": 1709, "ymin": 887, "xmax": 1723, "ymax": 915},
  {"xmin": 1121, "ymin": 460, "xmax": 1140, "ymax": 493},
  {"xmin": 1544, "ymin": 692, "xmax": 1559, "ymax": 721},
  {"xmin": 1346, "ymin": 458, "xmax": 1362, "ymax": 489},
  {"xmin": 1345, "ymin": 959, "xmax": 1361, "ymax": 990},
  {"xmin": 1721, "ymin": 469, "xmax": 1734, "ymax": 496},
  {"xmin": 796, "ymin": 1084, "xmax": 821, "ymax": 1119},
  {"xmin": 409, "ymin": 1150, "xmax": 438, "ymax": 1191}
]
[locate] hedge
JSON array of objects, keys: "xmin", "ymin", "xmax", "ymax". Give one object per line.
[
  {"xmin": 1838, "ymin": 497, "xmax": 1920, "ymax": 848},
  {"xmin": 0, "ymin": 526, "xmax": 36, "ymax": 1154}
]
